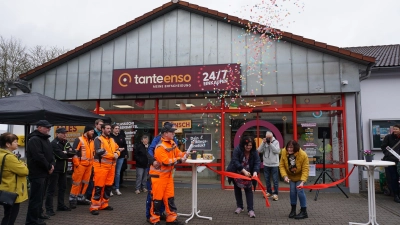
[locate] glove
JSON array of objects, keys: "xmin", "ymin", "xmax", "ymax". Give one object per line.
[{"xmin": 113, "ymin": 153, "xmax": 119, "ymax": 159}]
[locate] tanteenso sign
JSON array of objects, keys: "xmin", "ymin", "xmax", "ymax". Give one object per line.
[{"xmin": 112, "ymin": 64, "xmax": 241, "ymax": 94}]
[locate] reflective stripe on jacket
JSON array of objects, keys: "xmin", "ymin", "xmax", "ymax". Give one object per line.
[{"xmin": 149, "ymin": 138, "xmax": 185, "ymax": 179}]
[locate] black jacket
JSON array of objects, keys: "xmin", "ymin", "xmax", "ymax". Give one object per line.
[
  {"xmin": 382, "ymin": 133, "xmax": 400, "ymax": 162},
  {"xmin": 51, "ymin": 137, "xmax": 76, "ymax": 173},
  {"xmin": 226, "ymin": 145, "xmax": 261, "ymax": 189},
  {"xmin": 110, "ymin": 132, "xmax": 128, "ymax": 159},
  {"xmin": 135, "ymin": 142, "xmax": 149, "ymax": 168},
  {"xmin": 26, "ymin": 130, "xmax": 55, "ymax": 178}
]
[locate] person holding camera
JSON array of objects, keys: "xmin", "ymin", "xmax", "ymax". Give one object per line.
[{"xmin": 257, "ymin": 131, "xmax": 280, "ymax": 201}]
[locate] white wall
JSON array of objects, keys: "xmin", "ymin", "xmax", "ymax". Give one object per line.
[
  {"xmin": 361, "ymin": 74, "xmax": 400, "ymax": 160},
  {"xmin": 346, "ymin": 93, "xmax": 360, "ymax": 193}
]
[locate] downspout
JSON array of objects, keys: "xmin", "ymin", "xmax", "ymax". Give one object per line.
[{"xmin": 355, "ymin": 62, "xmax": 375, "ymax": 191}]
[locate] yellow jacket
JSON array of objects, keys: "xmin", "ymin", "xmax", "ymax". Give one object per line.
[
  {"xmin": 0, "ymin": 149, "xmax": 29, "ymax": 203},
  {"xmin": 279, "ymin": 148, "xmax": 309, "ymax": 182}
]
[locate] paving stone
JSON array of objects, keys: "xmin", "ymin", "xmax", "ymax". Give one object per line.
[{"xmin": 1, "ymin": 184, "xmax": 399, "ymax": 225}]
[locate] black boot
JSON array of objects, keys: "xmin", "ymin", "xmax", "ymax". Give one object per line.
[
  {"xmin": 294, "ymin": 207, "xmax": 308, "ymax": 219},
  {"xmin": 289, "ymin": 205, "xmax": 296, "ymax": 218}
]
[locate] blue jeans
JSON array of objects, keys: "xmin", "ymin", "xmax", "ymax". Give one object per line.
[
  {"xmin": 263, "ymin": 166, "xmax": 279, "ymax": 195},
  {"xmin": 290, "ymin": 180, "xmax": 307, "ymax": 207},
  {"xmin": 233, "ymin": 181, "xmax": 254, "ymax": 211},
  {"xmin": 136, "ymin": 167, "xmax": 147, "ymax": 191},
  {"xmin": 114, "ymin": 158, "xmax": 124, "ymax": 189}
]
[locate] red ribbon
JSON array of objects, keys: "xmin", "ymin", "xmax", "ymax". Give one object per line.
[
  {"xmin": 205, "ymin": 165, "xmax": 270, "ymax": 207},
  {"xmin": 302, "ymin": 165, "xmax": 356, "ymax": 189},
  {"xmin": 204, "ymin": 164, "xmax": 357, "ymax": 207}
]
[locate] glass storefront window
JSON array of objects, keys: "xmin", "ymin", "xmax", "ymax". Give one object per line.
[
  {"xmin": 159, "ymin": 113, "xmax": 221, "ymax": 181},
  {"xmin": 158, "ymin": 98, "xmax": 221, "ymax": 110},
  {"xmin": 224, "ymin": 112, "xmax": 292, "ymax": 186},
  {"xmin": 296, "ymin": 111, "xmax": 345, "ymax": 165},
  {"xmin": 107, "ymin": 114, "xmax": 155, "ymax": 166},
  {"xmin": 296, "ymin": 95, "xmax": 342, "ymax": 107},
  {"xmin": 101, "ymin": 99, "xmax": 155, "ymax": 110},
  {"xmin": 225, "ymin": 95, "xmax": 293, "ymax": 110}
]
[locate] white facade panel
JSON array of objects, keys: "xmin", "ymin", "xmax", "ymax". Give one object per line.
[
  {"xmin": 126, "ymin": 30, "xmax": 139, "ymax": 69},
  {"xmin": 88, "ymin": 47, "xmax": 102, "ymax": 99},
  {"xmin": 176, "ymin": 9, "xmax": 190, "ymax": 66},
  {"xmin": 114, "ymin": 35, "xmax": 127, "ymax": 69},
  {"xmin": 66, "ymin": 58, "xmax": 79, "ymax": 100},
  {"xmin": 190, "ymin": 13, "xmax": 204, "ymax": 65},
  {"xmin": 164, "ymin": 10, "xmax": 178, "ymax": 67},
  {"xmin": 44, "ymin": 69, "xmax": 56, "ymax": 98},
  {"xmin": 100, "ymin": 42, "xmax": 114, "ymax": 99},
  {"xmin": 54, "ymin": 64, "xmax": 67, "ymax": 100},
  {"xmin": 77, "ymin": 53, "xmax": 91, "ymax": 100},
  {"xmin": 151, "ymin": 17, "xmax": 164, "ymax": 67}
]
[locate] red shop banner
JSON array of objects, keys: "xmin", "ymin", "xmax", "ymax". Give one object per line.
[{"xmin": 112, "ymin": 64, "xmax": 241, "ymax": 94}]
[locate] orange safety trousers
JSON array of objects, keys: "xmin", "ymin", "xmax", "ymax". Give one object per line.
[
  {"xmin": 89, "ymin": 161, "xmax": 115, "ymax": 211},
  {"xmin": 150, "ymin": 176, "xmax": 177, "ymax": 223},
  {"xmin": 70, "ymin": 157, "xmax": 92, "ymax": 196}
]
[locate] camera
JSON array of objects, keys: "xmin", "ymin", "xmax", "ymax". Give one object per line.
[{"xmin": 266, "ymin": 138, "xmax": 271, "ymax": 144}]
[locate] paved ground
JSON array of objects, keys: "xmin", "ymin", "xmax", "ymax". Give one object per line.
[{"xmin": 2, "ymin": 182, "xmax": 400, "ymax": 225}]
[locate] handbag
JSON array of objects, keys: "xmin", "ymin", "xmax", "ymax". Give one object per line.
[{"xmin": 0, "ymin": 153, "xmax": 19, "ymax": 206}]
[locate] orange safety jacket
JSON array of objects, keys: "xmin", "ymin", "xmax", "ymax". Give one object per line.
[
  {"xmin": 73, "ymin": 135, "xmax": 95, "ymax": 166},
  {"xmin": 93, "ymin": 135, "xmax": 120, "ymax": 165},
  {"xmin": 149, "ymin": 138, "xmax": 185, "ymax": 179}
]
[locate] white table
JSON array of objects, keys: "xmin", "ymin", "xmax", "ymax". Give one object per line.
[
  {"xmin": 178, "ymin": 158, "xmax": 213, "ymax": 223},
  {"xmin": 347, "ymin": 160, "xmax": 395, "ymax": 225}
]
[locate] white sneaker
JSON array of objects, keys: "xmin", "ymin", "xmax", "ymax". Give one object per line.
[
  {"xmin": 135, "ymin": 190, "xmax": 140, "ymax": 194},
  {"xmin": 110, "ymin": 191, "xmax": 114, "ymax": 197},
  {"xmin": 116, "ymin": 189, "xmax": 122, "ymax": 196}
]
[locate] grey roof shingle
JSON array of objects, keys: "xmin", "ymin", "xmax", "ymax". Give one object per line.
[{"xmin": 345, "ymin": 44, "xmax": 400, "ymax": 67}]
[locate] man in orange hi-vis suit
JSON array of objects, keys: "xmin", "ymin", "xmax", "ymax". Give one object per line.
[
  {"xmin": 69, "ymin": 125, "xmax": 95, "ymax": 209},
  {"xmin": 149, "ymin": 124, "xmax": 188, "ymax": 225},
  {"xmin": 90, "ymin": 123, "xmax": 124, "ymax": 215}
]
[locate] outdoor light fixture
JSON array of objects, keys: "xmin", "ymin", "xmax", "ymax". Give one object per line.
[
  {"xmin": 113, "ymin": 105, "xmax": 134, "ymax": 109},
  {"xmin": 175, "ymin": 103, "xmax": 195, "ymax": 107},
  {"xmin": 13, "ymin": 81, "xmax": 31, "ymax": 93}
]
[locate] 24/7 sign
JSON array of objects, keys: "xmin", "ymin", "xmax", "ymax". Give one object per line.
[{"xmin": 184, "ymin": 133, "xmax": 212, "ymax": 151}]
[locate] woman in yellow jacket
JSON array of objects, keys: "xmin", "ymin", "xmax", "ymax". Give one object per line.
[
  {"xmin": 0, "ymin": 133, "xmax": 29, "ymax": 225},
  {"xmin": 279, "ymin": 140, "xmax": 309, "ymax": 220}
]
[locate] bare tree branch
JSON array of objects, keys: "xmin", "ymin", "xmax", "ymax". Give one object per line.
[{"xmin": 0, "ymin": 36, "xmax": 68, "ymax": 97}]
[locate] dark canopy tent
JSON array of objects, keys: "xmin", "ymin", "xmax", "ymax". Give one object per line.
[{"xmin": 0, "ymin": 92, "xmax": 111, "ymax": 151}]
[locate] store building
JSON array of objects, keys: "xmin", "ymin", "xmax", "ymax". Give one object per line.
[
  {"xmin": 19, "ymin": 0, "xmax": 375, "ymax": 193},
  {"xmin": 345, "ymin": 44, "xmax": 400, "ymax": 190}
]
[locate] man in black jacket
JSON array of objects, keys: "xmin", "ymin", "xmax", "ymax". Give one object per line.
[
  {"xmin": 45, "ymin": 127, "xmax": 76, "ymax": 216},
  {"xmin": 382, "ymin": 124, "xmax": 400, "ymax": 203},
  {"xmin": 25, "ymin": 120, "xmax": 55, "ymax": 225}
]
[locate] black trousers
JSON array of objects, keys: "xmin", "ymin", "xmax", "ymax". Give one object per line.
[
  {"xmin": 386, "ymin": 165, "xmax": 399, "ymax": 196},
  {"xmin": 85, "ymin": 168, "xmax": 94, "ymax": 199},
  {"xmin": 233, "ymin": 181, "xmax": 254, "ymax": 211},
  {"xmin": 45, "ymin": 172, "xmax": 67, "ymax": 211},
  {"xmin": 25, "ymin": 177, "xmax": 48, "ymax": 225},
  {"xmin": 2, "ymin": 203, "xmax": 20, "ymax": 225}
]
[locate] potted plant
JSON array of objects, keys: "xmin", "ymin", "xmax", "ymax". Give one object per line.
[{"xmin": 364, "ymin": 150, "xmax": 375, "ymax": 162}]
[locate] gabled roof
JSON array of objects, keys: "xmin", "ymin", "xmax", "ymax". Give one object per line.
[
  {"xmin": 345, "ymin": 44, "xmax": 400, "ymax": 67},
  {"xmin": 19, "ymin": 0, "xmax": 375, "ymax": 80}
]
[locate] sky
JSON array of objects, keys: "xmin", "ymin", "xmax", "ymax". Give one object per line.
[{"xmin": 0, "ymin": 0, "xmax": 399, "ymax": 50}]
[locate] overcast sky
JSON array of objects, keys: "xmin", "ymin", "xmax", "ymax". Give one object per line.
[{"xmin": 0, "ymin": 0, "xmax": 399, "ymax": 50}]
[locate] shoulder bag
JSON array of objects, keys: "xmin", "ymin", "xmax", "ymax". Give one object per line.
[{"xmin": 0, "ymin": 153, "xmax": 18, "ymax": 205}]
